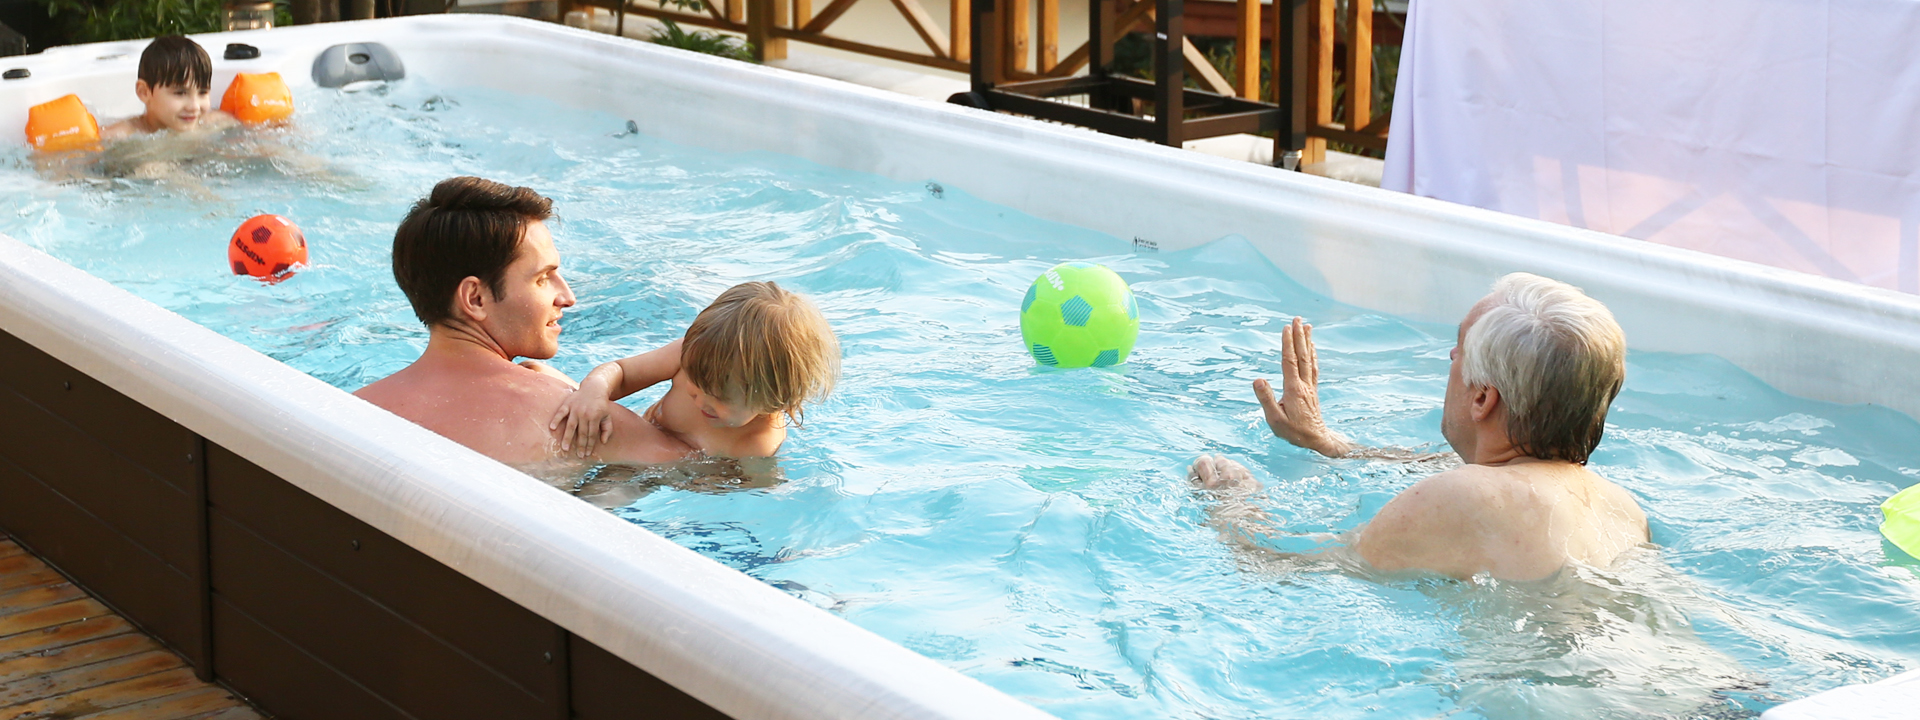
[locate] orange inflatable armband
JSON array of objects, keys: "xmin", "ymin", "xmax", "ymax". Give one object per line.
[
  {"xmin": 220, "ymin": 72, "xmax": 295, "ymax": 125},
  {"xmin": 25, "ymin": 94, "xmax": 101, "ymax": 153}
]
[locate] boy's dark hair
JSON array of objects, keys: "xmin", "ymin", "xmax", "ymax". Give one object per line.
[
  {"xmin": 392, "ymin": 176, "xmax": 553, "ymax": 327},
  {"xmin": 138, "ymin": 36, "xmax": 211, "ymax": 91}
]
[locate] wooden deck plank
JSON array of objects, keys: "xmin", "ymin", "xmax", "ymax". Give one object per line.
[
  {"xmin": 0, "ymin": 667, "xmax": 201, "ymax": 719},
  {"xmin": 0, "ymin": 599, "xmax": 111, "ymax": 638},
  {"xmin": 0, "ymin": 650, "xmax": 183, "ymax": 707},
  {"xmin": 0, "ymin": 559, "xmax": 47, "ymax": 589},
  {"xmin": 0, "ymin": 617, "xmax": 136, "ymax": 662},
  {"xmin": 66, "ymin": 685, "xmax": 243, "ymax": 720},
  {"xmin": 0, "ymin": 635, "xmax": 159, "ymax": 685},
  {"xmin": 0, "ymin": 557, "xmax": 37, "ymax": 579},
  {"xmin": 180, "ymin": 706, "xmax": 264, "ymax": 720},
  {"xmin": 179, "ymin": 705, "xmax": 263, "ymax": 720},
  {"xmin": 0, "ymin": 542, "xmax": 261, "ymax": 720},
  {"xmin": 0, "ymin": 586, "xmax": 87, "ymax": 619},
  {"xmin": 0, "ymin": 568, "xmax": 65, "ymax": 597}
]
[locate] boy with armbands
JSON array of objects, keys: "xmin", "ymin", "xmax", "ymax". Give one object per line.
[
  {"xmin": 549, "ymin": 281, "xmax": 840, "ymax": 460},
  {"xmin": 102, "ymin": 36, "xmax": 235, "ymax": 140}
]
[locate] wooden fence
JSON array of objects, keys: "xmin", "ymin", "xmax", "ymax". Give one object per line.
[{"xmin": 558, "ymin": 0, "xmax": 1395, "ymax": 162}]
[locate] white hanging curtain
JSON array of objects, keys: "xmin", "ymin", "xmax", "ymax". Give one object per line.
[{"xmin": 1382, "ymin": 0, "xmax": 1920, "ymax": 293}]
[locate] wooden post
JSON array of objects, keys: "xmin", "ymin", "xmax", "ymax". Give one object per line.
[
  {"xmin": 189, "ymin": 437, "xmax": 212, "ymax": 681},
  {"xmin": 798, "ymin": 0, "xmax": 813, "ymax": 26},
  {"xmin": 1233, "ymin": 0, "xmax": 1257, "ymax": 98},
  {"xmin": 289, "ymin": 0, "xmax": 320, "ymax": 24},
  {"xmin": 750, "ymin": 0, "xmax": 788, "ymax": 60},
  {"xmin": 729, "ymin": 0, "xmax": 746, "ymax": 24},
  {"xmin": 1038, "ymin": 0, "xmax": 1058, "ymax": 72},
  {"xmin": 951, "ymin": 0, "xmax": 969, "ymax": 61},
  {"xmin": 775, "ymin": 0, "xmax": 791, "ymax": 50},
  {"xmin": 550, "ymin": 628, "xmax": 573, "ymax": 720},
  {"xmin": 1089, "ymin": 0, "xmax": 1110, "ymax": 73},
  {"xmin": 1087, "ymin": 0, "xmax": 1111, "ymax": 109},
  {"xmin": 1154, "ymin": 0, "xmax": 1185, "ymax": 147},
  {"xmin": 972, "ymin": 0, "xmax": 1005, "ymax": 89},
  {"xmin": 1004, "ymin": 0, "xmax": 1030, "ymax": 73},
  {"xmin": 1274, "ymin": 0, "xmax": 1307, "ymax": 166},
  {"xmin": 1303, "ymin": 0, "xmax": 1331, "ymax": 164},
  {"xmin": 1344, "ymin": 0, "xmax": 1372, "ymax": 132},
  {"xmin": 1269, "ymin": 0, "xmax": 1287, "ymax": 164}
]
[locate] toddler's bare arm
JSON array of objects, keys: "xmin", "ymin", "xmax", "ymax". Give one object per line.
[{"xmin": 550, "ymin": 340, "xmax": 683, "ymax": 456}]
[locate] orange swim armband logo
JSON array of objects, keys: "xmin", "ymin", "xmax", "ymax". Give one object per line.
[
  {"xmin": 220, "ymin": 72, "xmax": 295, "ymax": 125},
  {"xmin": 25, "ymin": 94, "xmax": 101, "ymax": 153}
]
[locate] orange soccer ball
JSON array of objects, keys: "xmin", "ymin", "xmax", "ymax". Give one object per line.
[{"xmin": 229, "ymin": 214, "xmax": 308, "ymax": 281}]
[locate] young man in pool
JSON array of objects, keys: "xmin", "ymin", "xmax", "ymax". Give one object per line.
[
  {"xmin": 101, "ymin": 36, "xmax": 236, "ymax": 141},
  {"xmin": 355, "ymin": 176, "xmax": 694, "ymax": 469},
  {"xmin": 1190, "ymin": 273, "xmax": 1650, "ymax": 581}
]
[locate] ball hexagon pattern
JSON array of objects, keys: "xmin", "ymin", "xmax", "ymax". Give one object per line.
[
  {"xmin": 228, "ymin": 214, "xmax": 309, "ymax": 283},
  {"xmin": 1018, "ymin": 262, "xmax": 1139, "ymax": 368}
]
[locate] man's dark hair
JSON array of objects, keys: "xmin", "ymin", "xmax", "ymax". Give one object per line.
[
  {"xmin": 392, "ymin": 176, "xmax": 554, "ymax": 327},
  {"xmin": 138, "ymin": 36, "xmax": 211, "ymax": 91}
]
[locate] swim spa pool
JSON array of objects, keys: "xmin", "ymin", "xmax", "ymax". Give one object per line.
[{"xmin": 2, "ymin": 15, "xmax": 1918, "ymax": 720}]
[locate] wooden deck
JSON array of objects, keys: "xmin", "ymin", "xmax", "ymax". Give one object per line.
[{"xmin": 0, "ymin": 534, "xmax": 263, "ymax": 720}]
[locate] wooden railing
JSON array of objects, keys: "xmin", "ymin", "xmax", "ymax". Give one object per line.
[
  {"xmin": 558, "ymin": 0, "xmax": 1395, "ymax": 162},
  {"xmin": 763, "ymin": 0, "xmax": 970, "ymax": 72},
  {"xmin": 1021, "ymin": 0, "xmax": 1251, "ymax": 98},
  {"xmin": 1290, "ymin": 0, "xmax": 1392, "ymax": 163}
]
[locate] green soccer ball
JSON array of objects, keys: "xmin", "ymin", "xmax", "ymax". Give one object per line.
[
  {"xmin": 1019, "ymin": 262, "xmax": 1139, "ymax": 368},
  {"xmin": 1887, "ymin": 482, "xmax": 1920, "ymax": 559}
]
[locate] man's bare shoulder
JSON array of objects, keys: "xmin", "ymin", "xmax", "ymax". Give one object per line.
[
  {"xmin": 351, "ymin": 370, "xmax": 407, "ymax": 404},
  {"xmin": 1384, "ymin": 465, "xmax": 1511, "ymax": 516},
  {"xmin": 1588, "ymin": 470, "xmax": 1646, "ymax": 511},
  {"xmin": 1578, "ymin": 468, "xmax": 1652, "ymax": 539},
  {"xmin": 1353, "ymin": 466, "xmax": 1518, "ymax": 578},
  {"xmin": 354, "ymin": 361, "xmax": 570, "ymax": 455},
  {"xmin": 357, "ymin": 357, "xmax": 691, "ymax": 467}
]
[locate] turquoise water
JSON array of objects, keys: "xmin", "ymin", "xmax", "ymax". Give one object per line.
[{"xmin": 4, "ymin": 81, "xmax": 1919, "ymax": 719}]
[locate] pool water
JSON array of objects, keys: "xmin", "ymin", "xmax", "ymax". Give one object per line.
[{"xmin": 4, "ymin": 81, "xmax": 1919, "ymax": 720}]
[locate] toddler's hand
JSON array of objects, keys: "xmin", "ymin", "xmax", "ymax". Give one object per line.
[{"xmin": 550, "ymin": 390, "xmax": 615, "ymax": 458}]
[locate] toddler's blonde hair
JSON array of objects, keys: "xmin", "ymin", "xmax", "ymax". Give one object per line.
[{"xmin": 682, "ymin": 281, "xmax": 840, "ymax": 425}]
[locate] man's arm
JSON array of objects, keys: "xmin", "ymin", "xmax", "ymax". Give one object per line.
[
  {"xmin": 1255, "ymin": 318, "xmax": 1451, "ymax": 462},
  {"xmin": 1256, "ymin": 318, "xmax": 1356, "ymax": 456},
  {"xmin": 1189, "ymin": 454, "xmax": 1274, "ymax": 540},
  {"xmin": 588, "ymin": 405, "xmax": 696, "ymax": 466},
  {"xmin": 1187, "ymin": 455, "xmax": 1346, "ymax": 571}
]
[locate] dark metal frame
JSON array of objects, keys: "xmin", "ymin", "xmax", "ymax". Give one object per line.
[
  {"xmin": 0, "ymin": 328, "xmax": 729, "ymax": 720},
  {"xmin": 951, "ymin": 0, "xmax": 1286, "ymax": 161}
]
